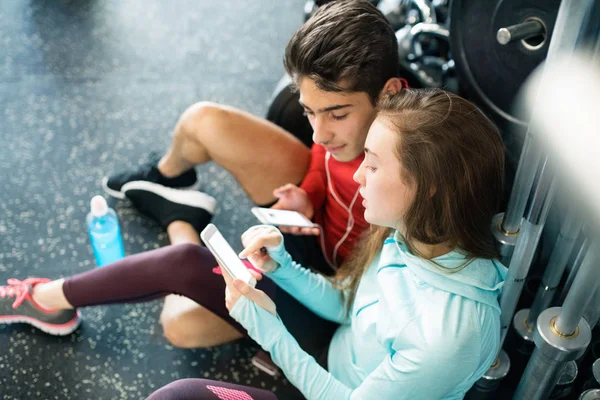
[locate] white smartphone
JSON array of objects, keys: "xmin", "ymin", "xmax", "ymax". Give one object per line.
[
  {"xmin": 251, "ymin": 350, "xmax": 280, "ymax": 377},
  {"xmin": 251, "ymin": 207, "xmax": 316, "ymax": 228},
  {"xmin": 200, "ymin": 224, "xmax": 256, "ymax": 287}
]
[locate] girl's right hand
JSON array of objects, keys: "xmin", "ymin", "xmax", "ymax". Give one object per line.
[{"xmin": 238, "ymin": 226, "xmax": 283, "ymax": 273}]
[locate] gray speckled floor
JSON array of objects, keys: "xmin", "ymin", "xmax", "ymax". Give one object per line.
[{"xmin": 0, "ymin": 1, "xmax": 305, "ymax": 398}]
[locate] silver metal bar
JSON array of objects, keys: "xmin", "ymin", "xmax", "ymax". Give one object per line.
[
  {"xmin": 573, "ymin": 0, "xmax": 600, "ymax": 48},
  {"xmin": 500, "ymin": 161, "xmax": 557, "ymax": 345},
  {"xmin": 500, "ymin": 136, "xmax": 542, "ymax": 234},
  {"xmin": 527, "ymin": 164, "xmax": 555, "ymax": 225},
  {"xmin": 544, "ymin": 0, "xmax": 593, "ymax": 65},
  {"xmin": 411, "ymin": 0, "xmax": 436, "ymax": 24},
  {"xmin": 514, "ymin": 347, "xmax": 566, "ymax": 400},
  {"xmin": 491, "ymin": 213, "xmax": 519, "ymax": 267},
  {"xmin": 527, "ymin": 208, "xmax": 582, "ymax": 328},
  {"xmin": 555, "ymin": 246, "xmax": 599, "ymax": 336},
  {"xmin": 511, "ymin": 0, "xmax": 600, "ymax": 397},
  {"xmin": 502, "ymin": 0, "xmax": 593, "ymax": 236},
  {"xmin": 515, "ymin": 305, "xmax": 593, "ymax": 400},
  {"xmin": 497, "ymin": 20, "xmax": 545, "ymax": 45},
  {"xmin": 407, "ymin": 22, "xmax": 449, "ymax": 60},
  {"xmin": 593, "ymin": 29, "xmax": 600, "ymax": 63},
  {"xmin": 583, "ymin": 285, "xmax": 600, "ymax": 329},
  {"xmin": 560, "ymin": 237, "xmax": 591, "ymax": 302}
]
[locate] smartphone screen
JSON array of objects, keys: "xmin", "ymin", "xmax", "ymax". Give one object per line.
[{"xmin": 202, "ymin": 225, "xmax": 256, "ymax": 287}]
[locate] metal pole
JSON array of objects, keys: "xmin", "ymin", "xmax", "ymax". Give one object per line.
[
  {"xmin": 514, "ymin": 349, "xmax": 575, "ymax": 400},
  {"xmin": 500, "ymin": 160, "xmax": 557, "ymax": 346},
  {"xmin": 555, "ymin": 247, "xmax": 599, "ymax": 335},
  {"xmin": 478, "ymin": 162, "xmax": 556, "ymax": 394},
  {"xmin": 497, "ymin": 20, "xmax": 546, "ymax": 46},
  {"xmin": 514, "ymin": 290, "xmax": 596, "ymax": 400},
  {"xmin": 526, "ymin": 208, "xmax": 582, "ymax": 329},
  {"xmin": 580, "ymin": 389, "xmax": 600, "ymax": 399},
  {"xmin": 560, "ymin": 237, "xmax": 591, "ymax": 303},
  {"xmin": 583, "ymin": 286, "xmax": 600, "ymax": 329},
  {"xmin": 500, "ymin": 136, "xmax": 542, "ymax": 234},
  {"xmin": 411, "ymin": 0, "xmax": 436, "ymax": 24},
  {"xmin": 514, "ymin": 248, "xmax": 598, "ymax": 399},
  {"xmin": 502, "ymin": 0, "xmax": 594, "ymax": 235},
  {"xmin": 543, "ymin": 0, "xmax": 593, "ymax": 65},
  {"xmin": 494, "ymin": 0, "xmax": 597, "ymax": 263},
  {"xmin": 480, "ymin": 0, "xmax": 594, "ymax": 394},
  {"xmin": 407, "ymin": 22, "xmax": 449, "ymax": 60},
  {"xmin": 513, "ymin": 0, "xmax": 600, "ymax": 397}
]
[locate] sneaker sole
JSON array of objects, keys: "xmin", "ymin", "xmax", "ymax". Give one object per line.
[
  {"xmin": 102, "ymin": 177, "xmax": 202, "ymax": 200},
  {"xmin": 102, "ymin": 176, "xmax": 126, "ymax": 199},
  {"xmin": 0, "ymin": 311, "xmax": 81, "ymax": 336},
  {"xmin": 121, "ymin": 181, "xmax": 217, "ymax": 213}
]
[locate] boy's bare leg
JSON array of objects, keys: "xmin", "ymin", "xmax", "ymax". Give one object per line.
[
  {"xmin": 160, "ymin": 294, "xmax": 243, "ymax": 348},
  {"xmin": 157, "ymin": 103, "xmax": 310, "ymax": 348},
  {"xmin": 159, "ymin": 101, "xmax": 311, "ymax": 205}
]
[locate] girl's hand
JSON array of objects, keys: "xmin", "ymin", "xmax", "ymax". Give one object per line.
[
  {"xmin": 222, "ymin": 268, "xmax": 276, "ymax": 316},
  {"xmin": 239, "ymin": 225, "xmax": 283, "ymax": 273}
]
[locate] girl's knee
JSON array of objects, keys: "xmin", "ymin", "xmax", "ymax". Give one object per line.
[{"xmin": 169, "ymin": 243, "xmax": 213, "ymax": 270}]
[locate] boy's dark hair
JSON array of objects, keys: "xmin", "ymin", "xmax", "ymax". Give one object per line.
[{"xmin": 284, "ymin": 0, "xmax": 399, "ymax": 105}]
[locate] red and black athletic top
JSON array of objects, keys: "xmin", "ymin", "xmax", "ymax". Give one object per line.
[{"xmin": 301, "ymin": 144, "xmax": 368, "ymax": 267}]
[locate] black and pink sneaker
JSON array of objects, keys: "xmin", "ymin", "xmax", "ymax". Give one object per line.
[{"xmin": 0, "ymin": 278, "xmax": 80, "ymax": 336}]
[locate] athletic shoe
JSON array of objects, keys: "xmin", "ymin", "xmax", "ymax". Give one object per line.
[
  {"xmin": 0, "ymin": 278, "xmax": 80, "ymax": 336},
  {"xmin": 102, "ymin": 152, "xmax": 200, "ymax": 199},
  {"xmin": 122, "ymin": 182, "xmax": 217, "ymax": 232}
]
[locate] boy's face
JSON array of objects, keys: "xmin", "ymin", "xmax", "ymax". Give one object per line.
[{"xmin": 298, "ymin": 78, "xmax": 377, "ymax": 162}]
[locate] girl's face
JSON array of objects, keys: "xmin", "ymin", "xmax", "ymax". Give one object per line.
[{"xmin": 353, "ymin": 117, "xmax": 416, "ymax": 230}]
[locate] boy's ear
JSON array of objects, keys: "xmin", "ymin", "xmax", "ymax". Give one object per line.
[{"xmin": 380, "ymin": 78, "xmax": 404, "ymax": 98}]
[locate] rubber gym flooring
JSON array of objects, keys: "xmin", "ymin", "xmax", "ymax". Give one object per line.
[{"xmin": 0, "ymin": 1, "xmax": 306, "ymax": 398}]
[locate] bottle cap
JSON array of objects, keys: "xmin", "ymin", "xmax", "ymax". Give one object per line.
[{"xmin": 90, "ymin": 195, "xmax": 109, "ymax": 217}]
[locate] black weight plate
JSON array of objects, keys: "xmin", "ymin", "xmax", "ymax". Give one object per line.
[{"xmin": 450, "ymin": 0, "xmax": 560, "ymax": 130}]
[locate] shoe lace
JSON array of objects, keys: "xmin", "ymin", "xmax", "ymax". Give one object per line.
[{"xmin": 0, "ymin": 278, "xmax": 50, "ymax": 309}]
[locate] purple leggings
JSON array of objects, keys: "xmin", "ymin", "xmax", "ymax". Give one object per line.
[
  {"xmin": 145, "ymin": 378, "xmax": 278, "ymax": 400},
  {"xmin": 62, "ymin": 242, "xmax": 338, "ymax": 361},
  {"xmin": 63, "ymin": 243, "xmax": 273, "ymax": 334},
  {"xmin": 62, "ymin": 243, "xmax": 338, "ymax": 399}
]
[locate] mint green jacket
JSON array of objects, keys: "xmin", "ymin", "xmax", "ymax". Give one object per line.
[{"xmin": 230, "ymin": 231, "xmax": 507, "ymax": 399}]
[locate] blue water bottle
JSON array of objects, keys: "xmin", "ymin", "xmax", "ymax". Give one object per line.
[{"xmin": 87, "ymin": 195, "xmax": 125, "ymax": 267}]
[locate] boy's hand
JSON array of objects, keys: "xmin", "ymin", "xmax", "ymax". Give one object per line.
[{"xmin": 271, "ymin": 184, "xmax": 320, "ymax": 236}]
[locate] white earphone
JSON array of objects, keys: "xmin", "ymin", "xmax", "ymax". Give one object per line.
[{"xmin": 321, "ymin": 151, "xmax": 361, "ymax": 269}]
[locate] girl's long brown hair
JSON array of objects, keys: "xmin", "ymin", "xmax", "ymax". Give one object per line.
[{"xmin": 337, "ymin": 89, "xmax": 505, "ymax": 313}]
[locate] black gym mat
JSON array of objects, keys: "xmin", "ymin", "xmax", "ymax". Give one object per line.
[{"xmin": 0, "ymin": 1, "xmax": 306, "ymax": 399}]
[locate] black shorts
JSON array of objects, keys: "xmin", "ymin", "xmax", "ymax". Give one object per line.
[{"xmin": 281, "ymin": 233, "xmax": 336, "ymax": 276}]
